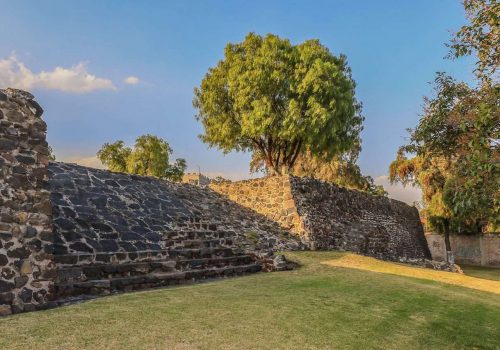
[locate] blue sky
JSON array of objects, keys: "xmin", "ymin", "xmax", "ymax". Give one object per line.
[{"xmin": 0, "ymin": 1, "xmax": 474, "ymax": 201}]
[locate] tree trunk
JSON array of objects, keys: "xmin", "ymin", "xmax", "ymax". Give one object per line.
[
  {"xmin": 266, "ymin": 158, "xmax": 280, "ymax": 176},
  {"xmin": 443, "ymin": 218, "xmax": 454, "ymax": 264}
]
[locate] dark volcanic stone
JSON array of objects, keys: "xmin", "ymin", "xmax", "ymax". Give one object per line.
[
  {"xmin": 7, "ymin": 247, "xmax": 30, "ymax": 259},
  {"xmin": 143, "ymin": 232, "xmax": 161, "ymax": 242},
  {"xmin": 62, "ymin": 207, "xmax": 76, "ymax": 218},
  {"xmin": 0, "ymin": 292, "xmax": 14, "ymax": 304},
  {"xmin": 121, "ymin": 231, "xmax": 142, "ymax": 241},
  {"xmin": 50, "ymin": 244, "xmax": 68, "ymax": 255},
  {"xmin": 25, "ymin": 226, "xmax": 37, "ymax": 238},
  {"xmin": 91, "ymin": 222, "xmax": 113, "ymax": 232},
  {"xmin": 0, "ymin": 254, "xmax": 8, "ymax": 266},
  {"xmin": 99, "ymin": 239, "xmax": 119, "ymax": 252},
  {"xmin": 54, "ymin": 217, "xmax": 76, "ymax": 231},
  {"xmin": 89, "ymin": 195, "xmax": 108, "ymax": 209},
  {"xmin": 14, "ymin": 276, "xmax": 29, "ymax": 288},
  {"xmin": 15, "ymin": 155, "xmax": 36, "ymax": 165},
  {"xmin": 62, "ymin": 231, "xmax": 82, "ymax": 242},
  {"xmin": 19, "ymin": 288, "xmax": 33, "ymax": 303},
  {"xmin": 119, "ymin": 242, "xmax": 136, "ymax": 252},
  {"xmin": 0, "ymin": 280, "xmax": 14, "ymax": 293},
  {"xmin": 69, "ymin": 242, "xmax": 93, "ymax": 253},
  {"xmin": 0, "ymin": 139, "xmax": 17, "ymax": 150}
]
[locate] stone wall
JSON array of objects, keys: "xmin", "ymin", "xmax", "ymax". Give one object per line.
[
  {"xmin": 212, "ymin": 176, "xmax": 430, "ymax": 261},
  {"xmin": 290, "ymin": 177, "xmax": 430, "ymax": 260},
  {"xmin": 49, "ymin": 162, "xmax": 303, "ymax": 262},
  {"xmin": 48, "ymin": 163, "xmax": 303, "ymax": 300},
  {"xmin": 210, "ymin": 176, "xmax": 306, "ymax": 240},
  {"xmin": 0, "ymin": 89, "xmax": 55, "ymax": 315},
  {"xmin": 426, "ymin": 233, "xmax": 500, "ymax": 267}
]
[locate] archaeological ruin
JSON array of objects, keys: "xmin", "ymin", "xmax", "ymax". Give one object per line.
[{"xmin": 0, "ymin": 88, "xmax": 431, "ymax": 315}]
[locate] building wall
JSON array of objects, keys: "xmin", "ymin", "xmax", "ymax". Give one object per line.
[
  {"xmin": 0, "ymin": 89, "xmax": 55, "ymax": 315},
  {"xmin": 425, "ymin": 233, "xmax": 500, "ymax": 267}
]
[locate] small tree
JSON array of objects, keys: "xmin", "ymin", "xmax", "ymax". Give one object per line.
[
  {"xmin": 97, "ymin": 135, "xmax": 187, "ymax": 181},
  {"xmin": 48, "ymin": 146, "xmax": 56, "ymax": 161},
  {"xmin": 194, "ymin": 33, "xmax": 363, "ymax": 175}
]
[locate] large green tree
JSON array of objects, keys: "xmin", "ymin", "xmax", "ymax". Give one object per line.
[
  {"xmin": 390, "ymin": 75, "xmax": 498, "ymax": 262},
  {"xmin": 251, "ymin": 146, "xmax": 386, "ymax": 196},
  {"xmin": 390, "ymin": 1, "xmax": 499, "ymax": 263},
  {"xmin": 194, "ymin": 33, "xmax": 363, "ymax": 175},
  {"xmin": 97, "ymin": 134, "xmax": 187, "ymax": 181}
]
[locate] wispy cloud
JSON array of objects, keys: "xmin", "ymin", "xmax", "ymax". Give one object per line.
[
  {"xmin": 60, "ymin": 155, "xmax": 105, "ymax": 169},
  {"xmin": 0, "ymin": 54, "xmax": 116, "ymax": 93},
  {"xmin": 374, "ymin": 175, "xmax": 422, "ymax": 205},
  {"xmin": 123, "ymin": 76, "xmax": 140, "ymax": 85}
]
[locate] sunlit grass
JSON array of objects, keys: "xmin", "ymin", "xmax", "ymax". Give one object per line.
[
  {"xmin": 323, "ymin": 253, "xmax": 500, "ymax": 294},
  {"xmin": 0, "ymin": 251, "xmax": 498, "ymax": 350}
]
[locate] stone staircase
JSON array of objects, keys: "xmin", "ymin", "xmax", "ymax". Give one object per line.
[{"xmin": 53, "ymin": 220, "xmax": 262, "ymax": 300}]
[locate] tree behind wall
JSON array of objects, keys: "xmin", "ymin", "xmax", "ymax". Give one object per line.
[
  {"xmin": 194, "ymin": 33, "xmax": 363, "ymax": 175},
  {"xmin": 251, "ymin": 148, "xmax": 387, "ymax": 196},
  {"xmin": 97, "ymin": 135, "xmax": 187, "ymax": 181}
]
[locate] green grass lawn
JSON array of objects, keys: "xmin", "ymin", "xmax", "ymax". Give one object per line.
[
  {"xmin": 1, "ymin": 251, "xmax": 499, "ymax": 350},
  {"xmin": 461, "ymin": 265, "xmax": 500, "ymax": 282}
]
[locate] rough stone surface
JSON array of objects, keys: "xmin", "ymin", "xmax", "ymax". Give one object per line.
[
  {"xmin": 0, "ymin": 88, "xmax": 55, "ymax": 315},
  {"xmin": 48, "ymin": 162, "xmax": 304, "ymax": 260},
  {"xmin": 46, "ymin": 162, "xmax": 304, "ymax": 300},
  {"xmin": 210, "ymin": 177, "xmax": 306, "ymax": 238},
  {"xmin": 212, "ymin": 176, "xmax": 431, "ymax": 261}
]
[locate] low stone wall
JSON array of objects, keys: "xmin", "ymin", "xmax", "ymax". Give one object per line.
[
  {"xmin": 291, "ymin": 177, "xmax": 430, "ymax": 260},
  {"xmin": 210, "ymin": 177, "xmax": 306, "ymax": 239},
  {"xmin": 426, "ymin": 233, "xmax": 500, "ymax": 267},
  {"xmin": 212, "ymin": 176, "xmax": 430, "ymax": 261},
  {"xmin": 0, "ymin": 89, "xmax": 56, "ymax": 315}
]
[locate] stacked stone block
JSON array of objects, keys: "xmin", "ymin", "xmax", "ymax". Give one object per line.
[
  {"xmin": 212, "ymin": 175, "xmax": 431, "ymax": 261},
  {"xmin": 0, "ymin": 89, "xmax": 55, "ymax": 315},
  {"xmin": 210, "ymin": 176, "xmax": 307, "ymax": 240},
  {"xmin": 47, "ymin": 162, "xmax": 303, "ymax": 299}
]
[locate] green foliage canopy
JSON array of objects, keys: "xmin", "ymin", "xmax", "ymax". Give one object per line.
[
  {"xmin": 97, "ymin": 135, "xmax": 187, "ymax": 182},
  {"xmin": 251, "ymin": 146, "xmax": 386, "ymax": 196},
  {"xmin": 448, "ymin": 0, "xmax": 499, "ymax": 79},
  {"xmin": 194, "ymin": 33, "xmax": 363, "ymax": 175},
  {"xmin": 391, "ymin": 0, "xmax": 499, "ymax": 237},
  {"xmin": 390, "ymin": 74, "xmax": 499, "ymax": 233}
]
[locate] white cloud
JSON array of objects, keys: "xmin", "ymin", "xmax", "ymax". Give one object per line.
[
  {"xmin": 374, "ymin": 175, "xmax": 422, "ymax": 205},
  {"xmin": 60, "ymin": 155, "xmax": 105, "ymax": 169},
  {"xmin": 123, "ymin": 76, "xmax": 140, "ymax": 85},
  {"xmin": 0, "ymin": 54, "xmax": 116, "ymax": 93}
]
